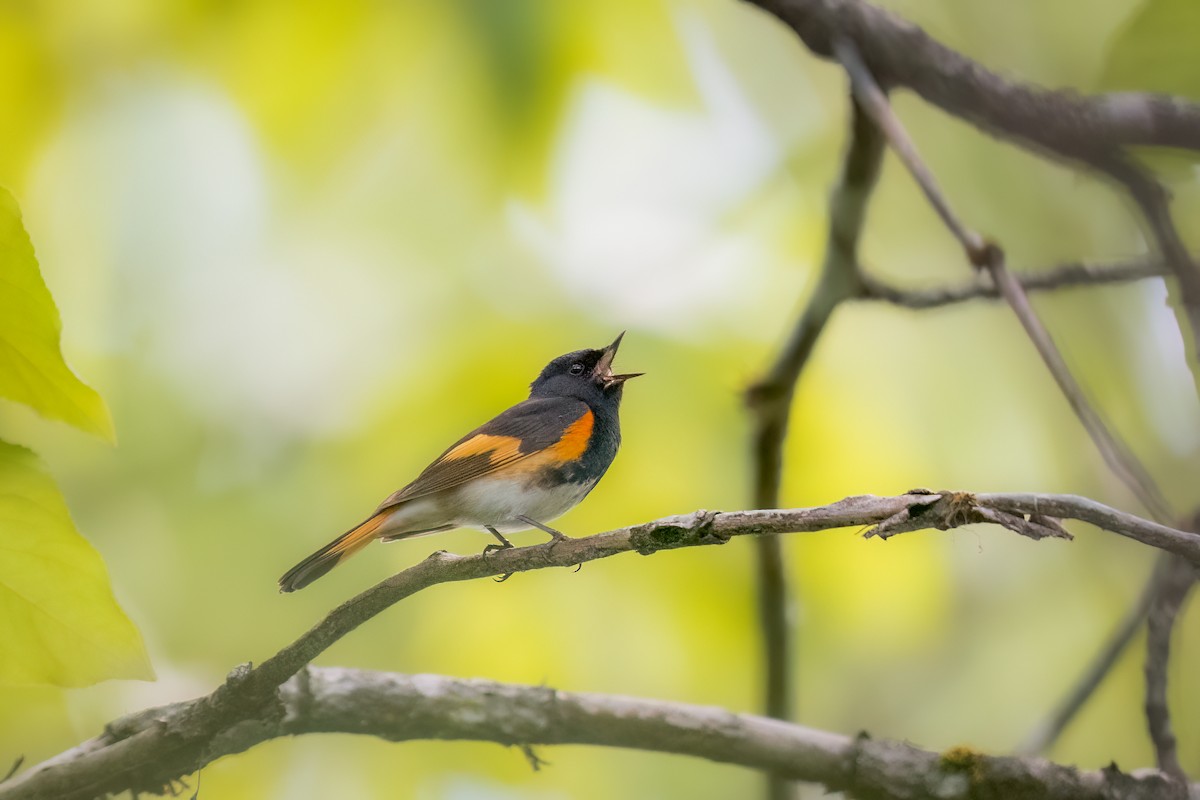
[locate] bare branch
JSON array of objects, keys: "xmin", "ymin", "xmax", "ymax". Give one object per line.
[
  {"xmin": 3, "ymin": 668, "xmax": 1190, "ymax": 800},
  {"xmin": 833, "ymin": 33, "xmax": 1176, "ymax": 528},
  {"xmin": 1102, "ymin": 156, "xmax": 1200, "ymax": 376},
  {"xmin": 1095, "ymin": 92, "xmax": 1200, "ymax": 151},
  {"xmin": 744, "ymin": 95, "xmax": 884, "ymax": 799},
  {"xmin": 969, "ymin": 494, "xmax": 1194, "ymax": 558},
  {"xmin": 834, "ymin": 37, "xmax": 987, "ymax": 263},
  {"xmin": 745, "ymin": 0, "xmax": 1200, "ymax": 392},
  {"xmin": 976, "ymin": 263, "xmax": 1179, "ymax": 765},
  {"xmin": 858, "ymin": 258, "xmax": 1166, "ymax": 310},
  {"xmin": 745, "ymin": 96, "xmax": 883, "ymax": 508},
  {"xmin": 744, "ymin": 0, "xmax": 1200, "ymax": 158},
  {"xmin": 979, "ymin": 270, "xmax": 1180, "ymax": 765},
  {"xmin": 983, "ymin": 257, "xmax": 1175, "ymax": 524},
  {"xmin": 1145, "ymin": 553, "xmax": 1198, "ymax": 782},
  {"xmin": 828, "ymin": 28, "xmax": 1186, "ymax": 760},
  {"xmin": 226, "ymin": 496, "xmax": 1198, "ymax": 737},
  {"xmin": 3, "ymin": 491, "xmax": 1198, "ymax": 799}
]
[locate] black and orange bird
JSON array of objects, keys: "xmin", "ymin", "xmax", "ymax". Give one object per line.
[{"xmin": 278, "ymin": 333, "xmax": 642, "ymax": 592}]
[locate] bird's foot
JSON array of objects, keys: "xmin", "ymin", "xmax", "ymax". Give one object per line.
[
  {"xmin": 483, "ymin": 526, "xmax": 516, "ymax": 582},
  {"xmin": 482, "ymin": 541, "xmax": 515, "ymax": 582},
  {"xmin": 516, "ymin": 515, "xmax": 572, "ymax": 544},
  {"xmin": 483, "ymin": 526, "xmax": 515, "ymax": 553}
]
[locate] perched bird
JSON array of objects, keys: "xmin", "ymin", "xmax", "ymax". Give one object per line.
[{"xmin": 279, "ymin": 333, "xmax": 641, "ymax": 592}]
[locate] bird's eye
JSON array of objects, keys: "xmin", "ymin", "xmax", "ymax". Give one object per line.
[{"xmin": 569, "ymin": 362, "xmax": 585, "ymax": 375}]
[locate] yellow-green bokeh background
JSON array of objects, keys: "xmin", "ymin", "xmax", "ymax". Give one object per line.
[{"xmin": 2, "ymin": 0, "xmax": 1199, "ymax": 797}]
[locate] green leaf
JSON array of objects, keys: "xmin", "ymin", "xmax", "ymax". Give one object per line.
[
  {"xmin": 1100, "ymin": 0, "xmax": 1200, "ymax": 180},
  {"xmin": 1101, "ymin": 0, "xmax": 1200, "ymax": 98},
  {"xmin": 0, "ymin": 440, "xmax": 152, "ymax": 686},
  {"xmin": 0, "ymin": 186, "xmax": 114, "ymax": 442}
]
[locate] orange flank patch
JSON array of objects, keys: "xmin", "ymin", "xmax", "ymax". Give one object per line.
[
  {"xmin": 443, "ymin": 434, "xmax": 523, "ymax": 463},
  {"xmin": 552, "ymin": 409, "xmax": 593, "ymax": 460}
]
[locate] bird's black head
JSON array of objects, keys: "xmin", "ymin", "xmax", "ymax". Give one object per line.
[{"xmin": 530, "ymin": 332, "xmax": 643, "ymax": 405}]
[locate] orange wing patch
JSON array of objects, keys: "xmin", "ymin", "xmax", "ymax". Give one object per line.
[
  {"xmin": 380, "ymin": 407, "xmax": 596, "ymax": 507},
  {"xmin": 551, "ymin": 409, "xmax": 593, "ymax": 460},
  {"xmin": 443, "ymin": 434, "xmax": 523, "ymax": 464},
  {"xmin": 500, "ymin": 410, "xmax": 595, "ymax": 476},
  {"xmin": 442, "ymin": 412, "xmax": 592, "ymax": 465}
]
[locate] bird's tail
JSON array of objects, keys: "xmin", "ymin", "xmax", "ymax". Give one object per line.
[{"xmin": 278, "ymin": 511, "xmax": 391, "ymax": 593}]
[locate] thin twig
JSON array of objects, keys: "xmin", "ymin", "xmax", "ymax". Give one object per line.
[
  {"xmin": 983, "ymin": 257, "xmax": 1186, "ymax": 764},
  {"xmin": 834, "ymin": 38, "xmax": 988, "ymax": 264},
  {"xmin": 857, "ymin": 258, "xmax": 1166, "ymax": 310},
  {"xmin": 1017, "ymin": 566, "xmax": 1157, "ymax": 755},
  {"xmin": 1101, "ymin": 156, "xmax": 1200, "ymax": 380},
  {"xmin": 869, "ymin": 484, "xmax": 1200, "ymax": 770},
  {"xmin": 745, "ymin": 0, "xmax": 1200, "ymax": 372},
  {"xmin": 984, "ymin": 258, "xmax": 1174, "ymax": 523},
  {"xmin": 835, "ymin": 35, "xmax": 1184, "ymax": 764},
  {"xmin": 1145, "ymin": 549, "xmax": 1198, "ymax": 782},
  {"xmin": 837, "ymin": 37, "xmax": 1175, "ymax": 527},
  {"xmin": 859, "ymin": 214, "xmax": 1175, "ymax": 766},
  {"xmin": 768, "ymin": 0, "xmax": 1198, "ymax": 782},
  {"xmin": 0, "ymin": 760, "xmax": 21, "ymax": 785},
  {"xmin": 744, "ymin": 95, "xmax": 884, "ymax": 800},
  {"xmin": 3, "ymin": 668, "xmax": 1190, "ymax": 800}
]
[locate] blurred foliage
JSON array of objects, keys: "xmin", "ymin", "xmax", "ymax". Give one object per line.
[
  {"xmin": 0, "ymin": 442, "xmax": 152, "ymax": 686},
  {"xmin": 0, "ymin": 186, "xmax": 147, "ymax": 688},
  {"xmin": 0, "ymin": 0, "xmax": 1198, "ymax": 798},
  {"xmin": 1101, "ymin": 0, "xmax": 1200, "ymax": 99},
  {"xmin": 1100, "ymin": 0, "xmax": 1200, "ymax": 183},
  {"xmin": 0, "ymin": 187, "xmax": 112, "ymax": 441}
]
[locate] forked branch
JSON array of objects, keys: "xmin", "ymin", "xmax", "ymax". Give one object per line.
[{"xmin": 4, "ymin": 491, "xmax": 1198, "ymax": 799}]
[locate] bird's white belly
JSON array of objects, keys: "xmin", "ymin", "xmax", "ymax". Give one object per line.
[{"xmin": 450, "ymin": 477, "xmax": 597, "ymax": 533}]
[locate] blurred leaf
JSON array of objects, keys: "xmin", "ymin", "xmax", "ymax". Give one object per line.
[
  {"xmin": 1102, "ymin": 0, "xmax": 1200, "ymax": 372},
  {"xmin": 450, "ymin": 0, "xmax": 693, "ymax": 194},
  {"xmin": 1102, "ymin": 0, "xmax": 1200, "ymax": 98},
  {"xmin": 0, "ymin": 11, "xmax": 64, "ymax": 187},
  {"xmin": 455, "ymin": 0, "xmax": 553, "ymax": 126},
  {"xmin": 0, "ymin": 186, "xmax": 114, "ymax": 441},
  {"xmin": 1100, "ymin": 0, "xmax": 1200, "ymax": 179},
  {"xmin": 0, "ymin": 440, "xmax": 152, "ymax": 686}
]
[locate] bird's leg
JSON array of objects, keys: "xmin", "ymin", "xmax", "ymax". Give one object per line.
[
  {"xmin": 516, "ymin": 515, "xmax": 571, "ymax": 543},
  {"xmin": 484, "ymin": 526, "xmax": 515, "ymax": 583},
  {"xmin": 516, "ymin": 515, "xmax": 581, "ymax": 573},
  {"xmin": 482, "ymin": 526, "xmax": 515, "ymax": 555}
]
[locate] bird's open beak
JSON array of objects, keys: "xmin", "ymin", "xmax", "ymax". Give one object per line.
[{"xmin": 595, "ymin": 331, "xmax": 644, "ymax": 389}]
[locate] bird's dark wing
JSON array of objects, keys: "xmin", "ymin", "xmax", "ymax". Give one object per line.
[{"xmin": 375, "ymin": 396, "xmax": 594, "ymax": 510}]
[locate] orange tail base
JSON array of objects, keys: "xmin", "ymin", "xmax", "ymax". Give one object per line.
[{"xmin": 278, "ymin": 512, "xmax": 389, "ymax": 592}]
